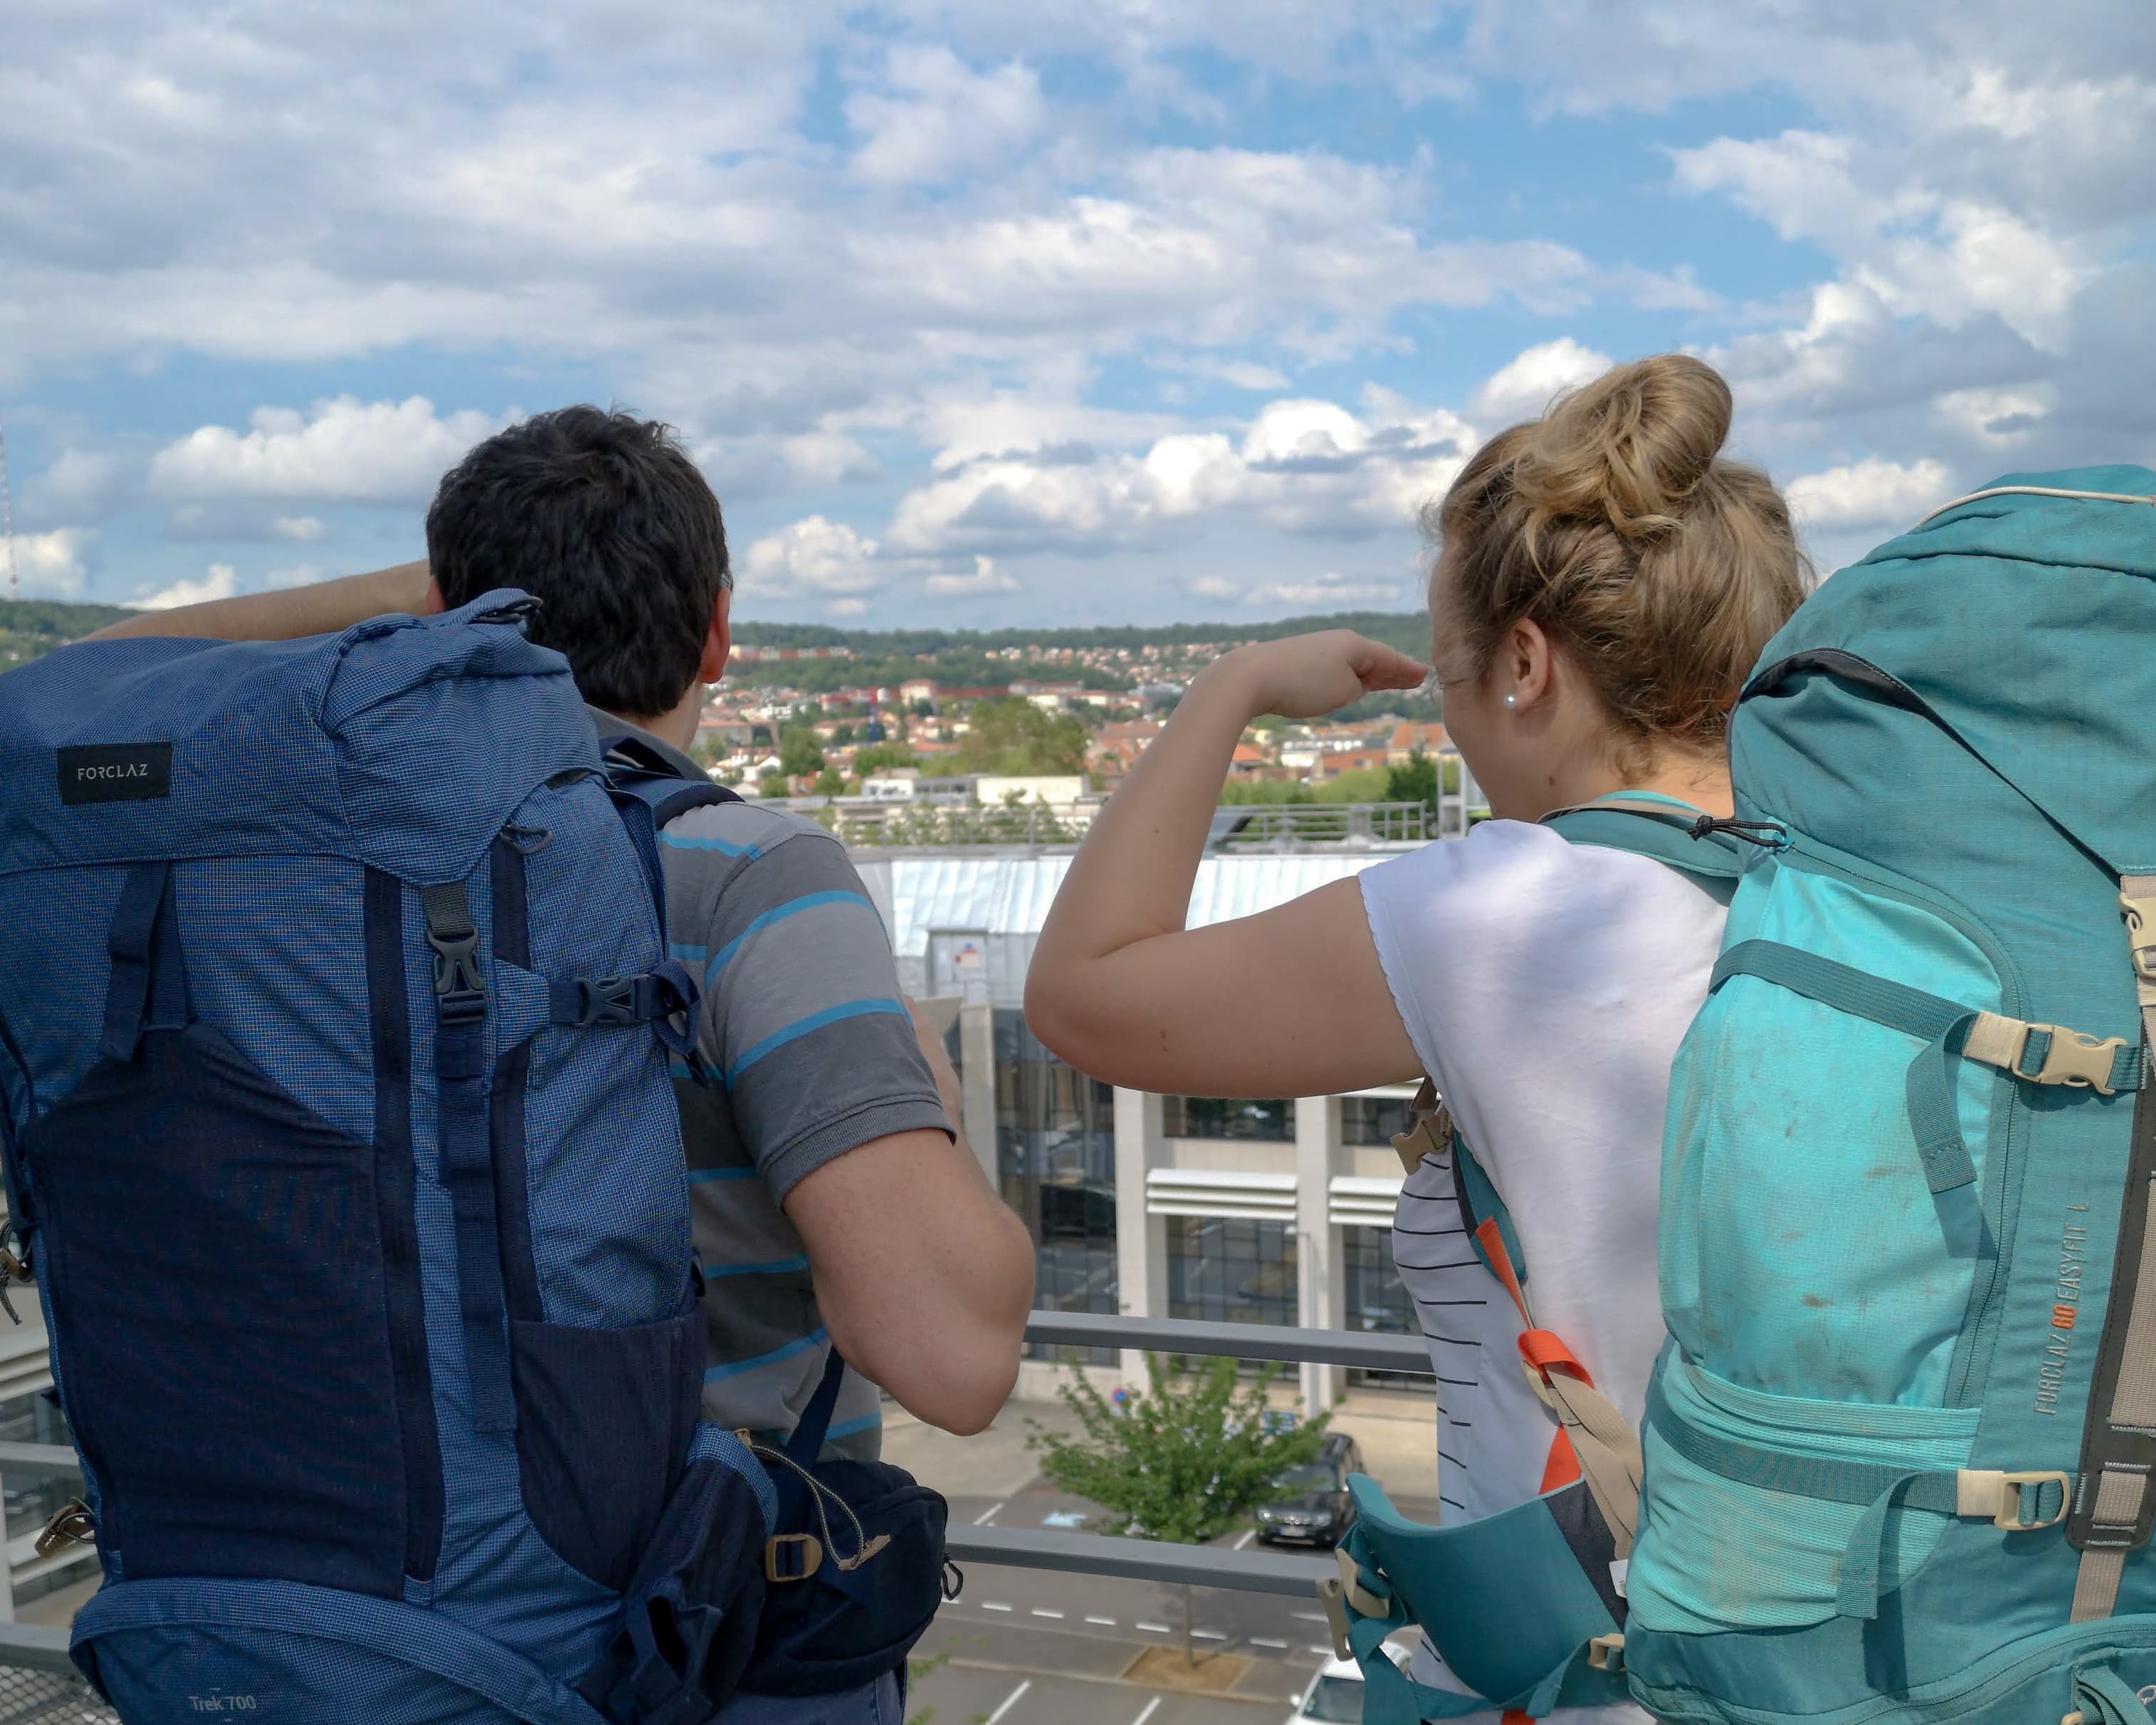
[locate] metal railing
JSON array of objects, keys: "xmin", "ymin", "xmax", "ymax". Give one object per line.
[
  {"xmin": 0, "ymin": 1312, "xmax": 1425, "ymax": 1682},
  {"xmin": 804, "ymin": 798, "xmax": 1436, "ymax": 851}
]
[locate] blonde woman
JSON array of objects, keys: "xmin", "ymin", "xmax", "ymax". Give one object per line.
[{"xmin": 1026, "ymin": 354, "xmax": 1808, "ymax": 1724}]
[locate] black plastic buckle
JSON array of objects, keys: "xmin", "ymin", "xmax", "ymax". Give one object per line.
[
  {"xmin": 426, "ymin": 935, "xmax": 485, "ymax": 1027},
  {"xmin": 568, "ymin": 976, "xmax": 647, "ymax": 1028}
]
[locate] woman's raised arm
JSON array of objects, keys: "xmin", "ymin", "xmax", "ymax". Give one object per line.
[{"xmin": 1026, "ymin": 631, "xmax": 1429, "ymax": 1098}]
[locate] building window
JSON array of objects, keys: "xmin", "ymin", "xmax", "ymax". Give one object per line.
[
  {"xmin": 1340, "ymin": 1226, "xmax": 1421, "ymax": 1388},
  {"xmin": 1342, "ymin": 1095, "xmax": 1416, "ymax": 1148},
  {"xmin": 994, "ymin": 1010, "xmax": 1117, "ymax": 1363},
  {"xmin": 1162, "ymin": 1096, "xmax": 1296, "ymax": 1141},
  {"xmin": 1167, "ymin": 1217, "xmax": 1298, "ymax": 1331}
]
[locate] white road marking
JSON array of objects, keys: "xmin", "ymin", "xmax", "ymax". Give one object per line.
[
  {"xmin": 1293, "ymin": 1611, "xmax": 1328, "ymax": 1623},
  {"xmin": 1130, "ymin": 1699, "xmax": 1163, "ymax": 1725},
  {"xmin": 973, "ymin": 1501, "xmax": 1005, "ymax": 1526},
  {"xmin": 1193, "ymin": 1629, "xmax": 1229, "ymax": 1641},
  {"xmin": 1232, "ymin": 1529, "xmax": 1257, "ymax": 1551},
  {"xmin": 1307, "ymin": 1644, "xmax": 1335, "ymax": 1657},
  {"xmin": 1031, "ymin": 1608, "xmax": 1065, "ymax": 1620},
  {"xmin": 982, "ymin": 1601, "xmax": 1014, "ymax": 1613},
  {"xmin": 1251, "ymin": 1637, "xmax": 1288, "ymax": 1650},
  {"xmin": 1137, "ymin": 1621, "xmax": 1171, "ymax": 1634},
  {"xmin": 984, "ymin": 1680, "xmax": 1031, "ymax": 1725},
  {"xmin": 1085, "ymin": 1615, "xmax": 1118, "ymax": 1627}
]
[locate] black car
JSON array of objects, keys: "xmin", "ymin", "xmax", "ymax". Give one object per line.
[{"xmin": 1253, "ymin": 1432, "xmax": 1364, "ymax": 1548}]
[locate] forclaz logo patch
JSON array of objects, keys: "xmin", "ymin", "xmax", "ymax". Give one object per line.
[
  {"xmin": 57, "ymin": 742, "xmax": 173, "ymax": 805},
  {"xmin": 2035, "ymin": 1202, "xmax": 2091, "ymax": 1415}
]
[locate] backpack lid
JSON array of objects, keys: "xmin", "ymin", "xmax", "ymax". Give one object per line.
[
  {"xmin": 1540, "ymin": 790, "xmax": 1746, "ymax": 885},
  {"xmin": 1738, "ymin": 464, "xmax": 2156, "ymax": 874},
  {"xmin": 0, "ymin": 588, "xmax": 596, "ymax": 886}
]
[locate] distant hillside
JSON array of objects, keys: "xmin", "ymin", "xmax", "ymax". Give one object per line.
[
  {"xmin": 730, "ymin": 609, "xmax": 1430, "ymax": 659},
  {"xmin": 0, "ymin": 597, "xmax": 131, "ymax": 669}
]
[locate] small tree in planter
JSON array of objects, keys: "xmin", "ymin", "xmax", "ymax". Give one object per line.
[{"xmin": 1029, "ymin": 1353, "xmax": 1327, "ymax": 1663}]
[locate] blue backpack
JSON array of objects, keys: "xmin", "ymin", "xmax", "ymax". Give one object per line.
[
  {"xmin": 1328, "ymin": 797, "xmax": 1742, "ymax": 1724},
  {"xmin": 0, "ymin": 594, "xmax": 784, "ymax": 1724},
  {"xmin": 1624, "ymin": 470, "xmax": 2156, "ymax": 1724}
]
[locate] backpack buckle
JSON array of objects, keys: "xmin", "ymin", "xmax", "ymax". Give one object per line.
[
  {"xmin": 1586, "ymin": 1632, "xmax": 1625, "ymax": 1672},
  {"xmin": 764, "ymin": 1532, "xmax": 824, "ymax": 1583},
  {"xmin": 1957, "ymin": 1469, "xmax": 2071, "ymax": 1531},
  {"xmin": 2122, "ymin": 891, "xmax": 2156, "ymax": 981},
  {"xmin": 2016, "ymin": 1024, "xmax": 2126, "ymax": 1094}
]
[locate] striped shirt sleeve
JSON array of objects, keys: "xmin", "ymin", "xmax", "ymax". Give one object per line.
[{"xmin": 684, "ymin": 814, "xmax": 950, "ymax": 1201}]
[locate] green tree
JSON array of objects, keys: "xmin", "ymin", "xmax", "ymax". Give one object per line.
[
  {"xmin": 853, "ymin": 741, "xmax": 922, "ymax": 776},
  {"xmin": 828, "ymin": 723, "xmax": 858, "ymax": 745},
  {"xmin": 954, "ymin": 699, "xmax": 1090, "ymax": 776},
  {"xmin": 778, "ymin": 725, "xmax": 826, "ymax": 779},
  {"xmin": 1385, "ymin": 751, "xmax": 1438, "ymax": 809},
  {"xmin": 1029, "ymin": 1353, "xmax": 1326, "ymax": 1662},
  {"xmin": 811, "ymin": 765, "xmax": 848, "ymax": 798},
  {"xmin": 757, "ymin": 772, "xmax": 789, "ymax": 799}
]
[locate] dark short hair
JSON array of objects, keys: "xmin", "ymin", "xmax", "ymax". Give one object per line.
[{"xmin": 425, "ymin": 406, "xmax": 731, "ymax": 718}]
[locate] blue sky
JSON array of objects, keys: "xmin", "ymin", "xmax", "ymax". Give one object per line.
[{"xmin": 4, "ymin": 1, "xmax": 2152, "ymax": 626}]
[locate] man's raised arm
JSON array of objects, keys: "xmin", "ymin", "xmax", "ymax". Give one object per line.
[{"xmin": 83, "ymin": 560, "xmax": 434, "ymax": 643}]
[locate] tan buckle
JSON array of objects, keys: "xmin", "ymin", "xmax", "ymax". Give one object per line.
[
  {"xmin": 2016, "ymin": 1024, "xmax": 2127, "ymax": 1094},
  {"xmin": 764, "ymin": 1532, "xmax": 824, "ymax": 1583},
  {"xmin": 2123, "ymin": 891, "xmax": 2156, "ymax": 982},
  {"xmin": 1586, "ymin": 1632, "xmax": 1625, "ymax": 1672},
  {"xmin": 1314, "ymin": 1575, "xmax": 1355, "ymax": 1661},
  {"xmin": 1955, "ymin": 1469, "xmax": 2071, "ymax": 1531},
  {"xmin": 34, "ymin": 1499, "xmax": 94, "ymax": 1558},
  {"xmin": 1332, "ymin": 1546, "xmax": 1389, "ymax": 1617}
]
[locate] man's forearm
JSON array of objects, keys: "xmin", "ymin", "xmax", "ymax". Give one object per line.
[{"xmin": 85, "ymin": 561, "xmax": 432, "ymax": 643}]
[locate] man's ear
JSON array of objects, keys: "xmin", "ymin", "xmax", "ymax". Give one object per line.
[
  {"xmin": 696, "ymin": 587, "xmax": 733, "ymax": 685},
  {"xmin": 420, "ymin": 577, "xmax": 448, "ymax": 617}
]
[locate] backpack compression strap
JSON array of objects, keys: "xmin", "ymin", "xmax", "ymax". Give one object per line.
[{"xmin": 2068, "ymin": 878, "xmax": 2156, "ymax": 1620}]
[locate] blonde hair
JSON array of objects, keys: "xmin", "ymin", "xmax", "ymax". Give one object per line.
[{"xmin": 1428, "ymin": 353, "xmax": 1809, "ymax": 767}]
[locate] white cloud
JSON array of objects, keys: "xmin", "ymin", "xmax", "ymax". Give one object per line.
[
  {"xmin": 885, "ymin": 390, "xmax": 1474, "ymax": 557},
  {"xmin": 10, "ymin": 527, "xmax": 92, "ymax": 597},
  {"xmin": 273, "ymin": 514, "xmax": 327, "ymax": 540},
  {"xmin": 1237, "ymin": 570, "xmax": 1413, "ymax": 611},
  {"xmin": 847, "ymin": 47, "xmax": 1046, "ymax": 186},
  {"xmin": 744, "ymin": 516, "xmax": 886, "ymax": 596},
  {"xmin": 924, "ymin": 555, "xmax": 1020, "ymax": 597},
  {"xmin": 149, "ymin": 397, "xmax": 506, "ymax": 505},
  {"xmin": 1468, "ymin": 337, "xmax": 1615, "ymax": 428},
  {"xmin": 1785, "ymin": 458, "xmax": 1954, "ymax": 530},
  {"xmin": 130, "ymin": 562, "xmax": 237, "ymax": 611}
]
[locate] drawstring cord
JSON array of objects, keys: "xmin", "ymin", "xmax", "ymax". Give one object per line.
[
  {"xmin": 1689, "ymin": 815, "xmax": 1787, "ymax": 849},
  {"xmin": 747, "ymin": 1437, "xmax": 886, "ymax": 1572}
]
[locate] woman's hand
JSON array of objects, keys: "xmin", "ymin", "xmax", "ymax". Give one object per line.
[{"xmin": 1203, "ymin": 630, "xmax": 1430, "ymax": 720}]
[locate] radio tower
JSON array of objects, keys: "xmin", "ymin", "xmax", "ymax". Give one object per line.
[{"xmin": 0, "ymin": 417, "xmax": 16, "ymax": 604}]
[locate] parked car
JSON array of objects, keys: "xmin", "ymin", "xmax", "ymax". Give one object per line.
[
  {"xmin": 1253, "ymin": 1431, "xmax": 1364, "ymax": 1548},
  {"xmin": 1286, "ymin": 1633, "xmax": 1417, "ymax": 1724}
]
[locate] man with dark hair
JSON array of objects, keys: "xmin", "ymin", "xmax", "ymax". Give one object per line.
[{"xmin": 95, "ymin": 407, "xmax": 1036, "ymax": 1721}]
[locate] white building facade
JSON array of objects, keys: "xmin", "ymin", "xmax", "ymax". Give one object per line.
[{"xmin": 855, "ymin": 846, "xmax": 1429, "ymax": 1416}]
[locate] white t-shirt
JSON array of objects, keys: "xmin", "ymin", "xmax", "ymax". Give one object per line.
[{"xmin": 1358, "ymin": 819, "xmax": 1728, "ymax": 1725}]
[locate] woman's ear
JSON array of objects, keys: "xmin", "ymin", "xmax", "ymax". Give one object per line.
[{"xmin": 1507, "ymin": 617, "xmax": 1555, "ymax": 711}]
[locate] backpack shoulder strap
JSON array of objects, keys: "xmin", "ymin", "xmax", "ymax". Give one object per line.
[
  {"xmin": 1540, "ymin": 792, "xmax": 1748, "ymax": 894},
  {"xmin": 594, "ymin": 728, "xmax": 744, "ymax": 829}
]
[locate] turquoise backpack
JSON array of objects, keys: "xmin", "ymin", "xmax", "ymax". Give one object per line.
[
  {"xmin": 1624, "ymin": 469, "xmax": 2156, "ymax": 1725},
  {"xmin": 1327, "ymin": 796, "xmax": 1742, "ymax": 1724}
]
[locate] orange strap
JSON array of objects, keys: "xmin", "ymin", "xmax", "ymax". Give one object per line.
[
  {"xmin": 1474, "ymin": 1217, "xmax": 1529, "ymax": 1320},
  {"xmin": 1518, "ymin": 1327, "xmax": 1592, "ymax": 1386},
  {"xmin": 1479, "ymin": 1223, "xmax": 1593, "ymax": 1494}
]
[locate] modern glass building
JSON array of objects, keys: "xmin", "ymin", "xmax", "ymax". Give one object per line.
[{"xmin": 861, "ymin": 844, "xmax": 1430, "ymax": 1415}]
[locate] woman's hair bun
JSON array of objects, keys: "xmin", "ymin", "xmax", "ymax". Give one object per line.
[{"xmin": 1510, "ymin": 352, "xmax": 1733, "ymax": 542}]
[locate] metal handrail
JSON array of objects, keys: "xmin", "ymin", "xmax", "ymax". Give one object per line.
[{"xmin": 1024, "ymin": 1309, "xmax": 1431, "ymax": 1373}]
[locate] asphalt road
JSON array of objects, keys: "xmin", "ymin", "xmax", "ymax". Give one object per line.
[{"xmin": 908, "ymin": 1481, "xmax": 1448, "ymax": 1723}]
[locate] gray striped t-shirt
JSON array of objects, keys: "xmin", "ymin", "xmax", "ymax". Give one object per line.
[{"xmin": 599, "ymin": 715, "xmax": 951, "ymax": 1459}]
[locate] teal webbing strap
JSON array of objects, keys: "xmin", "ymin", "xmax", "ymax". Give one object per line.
[
  {"xmin": 2074, "ymin": 1661, "xmax": 2156, "ymax": 1725},
  {"xmin": 1542, "ymin": 799, "xmax": 1745, "ymax": 888},
  {"xmin": 1644, "ymin": 1371, "xmax": 2066, "ymax": 1620},
  {"xmin": 1715, "ymin": 940, "xmax": 2142, "ymax": 1196}
]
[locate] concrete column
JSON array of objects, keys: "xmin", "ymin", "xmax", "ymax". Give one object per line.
[
  {"xmin": 1296, "ymin": 1094, "xmax": 1345, "ymax": 1417},
  {"xmin": 957, "ymin": 1002, "xmax": 999, "ymax": 1188},
  {"xmin": 1113, "ymin": 1086, "xmax": 1167, "ymax": 1388}
]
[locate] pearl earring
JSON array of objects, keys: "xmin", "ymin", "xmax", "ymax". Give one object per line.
[{"xmin": 1503, "ymin": 693, "xmax": 1518, "ymax": 709}]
